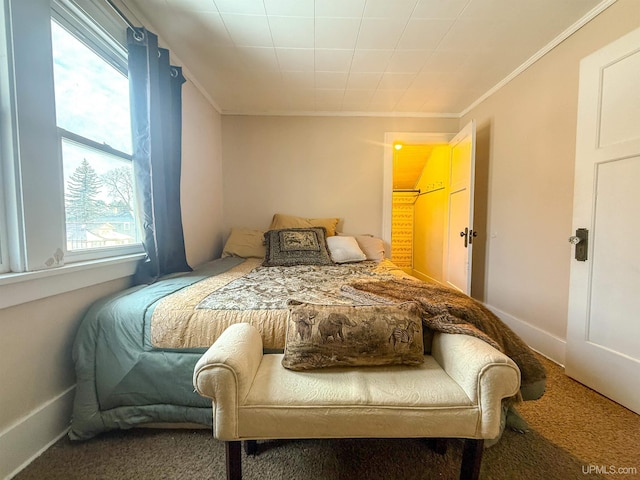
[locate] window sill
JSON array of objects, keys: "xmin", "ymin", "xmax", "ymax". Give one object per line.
[{"xmin": 0, "ymin": 253, "xmax": 145, "ymax": 310}]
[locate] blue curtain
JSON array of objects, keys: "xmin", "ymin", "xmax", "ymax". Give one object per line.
[{"xmin": 127, "ymin": 27, "xmax": 191, "ymax": 283}]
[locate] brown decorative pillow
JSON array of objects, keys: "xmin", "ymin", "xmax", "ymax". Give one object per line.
[
  {"xmin": 221, "ymin": 227, "xmax": 266, "ymax": 258},
  {"xmin": 269, "ymin": 213, "xmax": 340, "ymax": 237},
  {"xmin": 282, "ymin": 302, "xmax": 424, "ymax": 370},
  {"xmin": 262, "ymin": 228, "xmax": 334, "ymax": 267}
]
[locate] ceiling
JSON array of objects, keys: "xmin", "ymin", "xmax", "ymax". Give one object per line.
[
  {"xmin": 393, "ymin": 144, "xmax": 436, "ymax": 190},
  {"xmin": 124, "ymin": 0, "xmax": 606, "ymax": 116}
]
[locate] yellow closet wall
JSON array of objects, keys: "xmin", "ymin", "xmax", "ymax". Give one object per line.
[{"xmin": 413, "ymin": 145, "xmax": 450, "ymax": 283}]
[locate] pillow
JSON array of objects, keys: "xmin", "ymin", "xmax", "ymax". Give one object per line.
[
  {"xmin": 282, "ymin": 302, "xmax": 424, "ymax": 370},
  {"xmin": 326, "ymin": 236, "xmax": 367, "ymax": 264},
  {"xmin": 263, "ymin": 227, "xmax": 334, "ymax": 267},
  {"xmin": 221, "ymin": 227, "xmax": 266, "ymax": 258},
  {"xmin": 338, "ymin": 233, "xmax": 386, "ymax": 261},
  {"xmin": 269, "ymin": 213, "xmax": 340, "ymax": 237}
]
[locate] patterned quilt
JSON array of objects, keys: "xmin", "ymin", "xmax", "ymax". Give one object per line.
[{"xmin": 151, "ymin": 258, "xmax": 408, "ymax": 350}]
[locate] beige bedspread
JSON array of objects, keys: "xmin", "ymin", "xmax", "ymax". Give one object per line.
[{"xmin": 151, "ymin": 258, "xmax": 408, "ymax": 350}]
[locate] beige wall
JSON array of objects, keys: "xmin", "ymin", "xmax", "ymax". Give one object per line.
[
  {"xmin": 181, "ymin": 81, "xmax": 226, "ymax": 266},
  {"xmin": 0, "ymin": 278, "xmax": 129, "ymax": 433},
  {"xmin": 221, "ymin": 115, "xmax": 459, "ymax": 236},
  {"xmin": 461, "ymin": 0, "xmax": 640, "ymax": 343}
]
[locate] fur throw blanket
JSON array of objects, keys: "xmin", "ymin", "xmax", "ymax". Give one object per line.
[{"xmin": 341, "ymin": 277, "xmax": 546, "ymax": 401}]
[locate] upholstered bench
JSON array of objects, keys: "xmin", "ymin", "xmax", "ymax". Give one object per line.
[{"xmin": 193, "ymin": 323, "xmax": 520, "ymax": 480}]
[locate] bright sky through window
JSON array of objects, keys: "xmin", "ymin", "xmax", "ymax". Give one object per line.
[{"xmin": 51, "ymin": 20, "xmax": 131, "ymax": 154}]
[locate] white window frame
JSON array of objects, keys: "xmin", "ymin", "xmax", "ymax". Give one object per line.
[
  {"xmin": 0, "ymin": 0, "xmax": 14, "ymax": 274},
  {"xmin": 52, "ymin": 1, "xmax": 143, "ymax": 263},
  {"xmin": 0, "ymin": 0, "xmax": 144, "ymax": 307},
  {"xmin": 0, "ymin": 169, "xmax": 9, "ymax": 274}
]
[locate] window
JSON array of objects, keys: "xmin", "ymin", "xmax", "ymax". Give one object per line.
[
  {"xmin": 51, "ymin": 15, "xmax": 140, "ymax": 258},
  {"xmin": 0, "ymin": 0, "xmax": 143, "ymax": 298}
]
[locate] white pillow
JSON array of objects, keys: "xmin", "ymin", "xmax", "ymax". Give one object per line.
[
  {"xmin": 337, "ymin": 233, "xmax": 386, "ymax": 261},
  {"xmin": 326, "ymin": 236, "xmax": 367, "ymax": 264}
]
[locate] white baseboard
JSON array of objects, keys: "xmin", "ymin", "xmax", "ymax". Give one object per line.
[
  {"xmin": 1, "ymin": 386, "xmax": 75, "ymax": 480},
  {"xmin": 485, "ymin": 304, "xmax": 566, "ymax": 366}
]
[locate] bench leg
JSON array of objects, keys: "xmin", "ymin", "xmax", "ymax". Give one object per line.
[
  {"xmin": 460, "ymin": 439, "xmax": 484, "ymax": 480},
  {"xmin": 225, "ymin": 441, "xmax": 242, "ymax": 480},
  {"xmin": 425, "ymin": 438, "xmax": 448, "ymax": 455},
  {"xmin": 244, "ymin": 440, "xmax": 258, "ymax": 456}
]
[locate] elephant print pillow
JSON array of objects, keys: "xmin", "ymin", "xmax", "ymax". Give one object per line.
[{"xmin": 282, "ymin": 301, "xmax": 424, "ymax": 370}]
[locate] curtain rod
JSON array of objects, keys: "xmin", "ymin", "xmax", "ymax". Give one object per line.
[{"xmin": 105, "ymin": 0, "xmax": 137, "ymax": 31}]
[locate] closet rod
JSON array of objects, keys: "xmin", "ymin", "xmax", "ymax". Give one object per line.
[{"xmin": 417, "ymin": 187, "xmax": 444, "ymax": 196}]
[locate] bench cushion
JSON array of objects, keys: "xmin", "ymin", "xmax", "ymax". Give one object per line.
[
  {"xmin": 194, "ymin": 324, "xmax": 521, "ymax": 443},
  {"xmin": 240, "ymin": 354, "xmax": 478, "ymax": 439}
]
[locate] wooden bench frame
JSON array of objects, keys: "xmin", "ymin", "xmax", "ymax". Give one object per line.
[{"xmin": 224, "ymin": 438, "xmax": 484, "ymax": 480}]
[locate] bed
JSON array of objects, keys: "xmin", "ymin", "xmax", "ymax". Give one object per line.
[
  {"xmin": 69, "ymin": 221, "xmax": 403, "ymax": 440},
  {"xmin": 69, "ymin": 219, "xmax": 545, "ymax": 441}
]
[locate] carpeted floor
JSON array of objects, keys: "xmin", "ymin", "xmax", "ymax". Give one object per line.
[{"xmin": 13, "ymin": 355, "xmax": 640, "ymax": 480}]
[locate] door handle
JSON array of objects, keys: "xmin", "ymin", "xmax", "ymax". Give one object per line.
[
  {"xmin": 460, "ymin": 228, "xmax": 468, "ymax": 248},
  {"xmin": 460, "ymin": 228, "xmax": 478, "ymax": 248},
  {"xmin": 568, "ymin": 228, "xmax": 588, "ymax": 261}
]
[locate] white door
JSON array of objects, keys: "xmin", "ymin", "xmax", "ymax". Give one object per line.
[
  {"xmin": 566, "ymin": 27, "xmax": 640, "ymax": 414},
  {"xmin": 443, "ymin": 120, "xmax": 476, "ymax": 294}
]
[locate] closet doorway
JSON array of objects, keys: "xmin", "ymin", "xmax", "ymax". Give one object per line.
[{"xmin": 382, "ymin": 122, "xmax": 476, "ymax": 294}]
